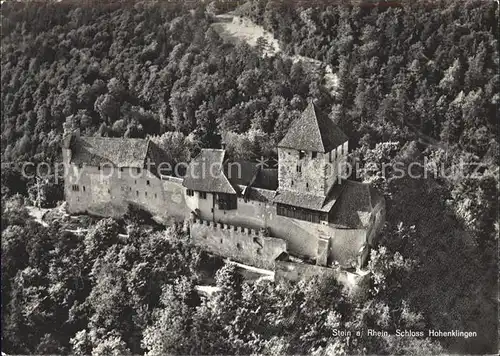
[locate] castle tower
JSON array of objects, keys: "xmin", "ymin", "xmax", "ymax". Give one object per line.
[{"xmin": 277, "ymin": 101, "xmax": 348, "ymax": 196}]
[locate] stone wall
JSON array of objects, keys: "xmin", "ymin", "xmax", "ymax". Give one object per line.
[
  {"xmin": 189, "ymin": 218, "xmax": 287, "ymax": 270},
  {"xmin": 277, "ymin": 143, "xmax": 347, "ymax": 197},
  {"xmin": 274, "ymin": 257, "xmax": 370, "ymax": 299},
  {"xmin": 64, "ymin": 163, "xmax": 189, "ymax": 223}
]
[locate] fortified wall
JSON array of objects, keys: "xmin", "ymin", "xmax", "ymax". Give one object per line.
[
  {"xmin": 274, "ymin": 253, "xmax": 371, "ymax": 299},
  {"xmin": 189, "ymin": 218, "xmax": 287, "ymax": 270}
]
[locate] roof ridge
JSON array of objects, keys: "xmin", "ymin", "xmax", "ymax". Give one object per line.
[{"xmin": 308, "ymin": 102, "xmax": 326, "ymax": 152}]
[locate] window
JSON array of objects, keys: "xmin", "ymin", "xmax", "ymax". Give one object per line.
[
  {"xmin": 296, "ymin": 165, "xmax": 302, "ymax": 173},
  {"xmin": 107, "ymin": 189, "xmax": 110, "ymax": 194},
  {"xmin": 135, "ymin": 180, "xmax": 137, "ymax": 185},
  {"xmin": 306, "ymin": 183, "xmax": 309, "ymax": 189},
  {"xmin": 98, "ymin": 166, "xmax": 101, "ymax": 171},
  {"xmin": 199, "ymin": 191, "xmax": 207, "ymax": 199},
  {"xmin": 277, "ymin": 203, "xmax": 324, "ymax": 224},
  {"xmin": 120, "ymin": 167, "xmax": 124, "ymax": 172},
  {"xmin": 146, "ymin": 180, "xmax": 150, "ymax": 186},
  {"xmin": 154, "ymin": 193, "xmax": 157, "ymax": 198},
  {"xmin": 145, "ymin": 192, "xmax": 147, "ymax": 197},
  {"xmin": 236, "ymin": 243, "xmax": 242, "ymax": 250},
  {"xmin": 299, "ymin": 150, "xmax": 305, "ymax": 159},
  {"xmin": 291, "ymin": 180, "xmax": 294, "ymax": 187},
  {"xmin": 136, "ymin": 191, "xmax": 139, "ymax": 196},
  {"xmin": 71, "ymin": 185, "xmax": 79, "ymax": 191},
  {"xmin": 83, "ymin": 186, "xmax": 86, "ymax": 192},
  {"xmin": 312, "ymin": 152, "xmax": 317, "ymax": 159},
  {"xmin": 136, "ymin": 168, "xmax": 141, "ymax": 174},
  {"xmin": 186, "ymin": 189, "xmax": 194, "ymax": 197}
]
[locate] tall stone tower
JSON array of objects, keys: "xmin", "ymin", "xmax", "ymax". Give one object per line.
[{"xmin": 277, "ymin": 101, "xmax": 348, "ymax": 197}]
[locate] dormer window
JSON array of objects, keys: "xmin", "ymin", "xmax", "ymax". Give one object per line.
[
  {"xmin": 312, "ymin": 152, "xmax": 317, "ymax": 159},
  {"xmin": 299, "ymin": 150, "xmax": 305, "ymax": 159}
]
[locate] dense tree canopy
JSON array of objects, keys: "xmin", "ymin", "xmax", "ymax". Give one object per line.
[{"xmin": 1, "ymin": 0, "xmax": 498, "ymax": 354}]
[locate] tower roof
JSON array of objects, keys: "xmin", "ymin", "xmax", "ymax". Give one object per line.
[{"xmin": 278, "ymin": 101, "xmax": 348, "ymax": 153}]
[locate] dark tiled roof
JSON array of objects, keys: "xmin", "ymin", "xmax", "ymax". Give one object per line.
[
  {"xmin": 253, "ymin": 168, "xmax": 278, "ymax": 190},
  {"xmin": 70, "ymin": 136, "xmax": 150, "ymax": 168},
  {"xmin": 273, "ymin": 183, "xmax": 344, "ymax": 212},
  {"xmin": 245, "ymin": 187, "xmax": 276, "ymax": 202},
  {"xmin": 329, "ymin": 181, "xmax": 379, "ymax": 229},
  {"xmin": 225, "ymin": 160, "xmax": 259, "ymax": 186},
  {"xmin": 183, "ymin": 149, "xmax": 237, "ymax": 194},
  {"xmin": 278, "ymin": 101, "xmax": 348, "ymax": 153}
]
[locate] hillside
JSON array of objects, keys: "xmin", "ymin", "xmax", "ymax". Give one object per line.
[{"xmin": 1, "ymin": 0, "xmax": 498, "ymax": 355}]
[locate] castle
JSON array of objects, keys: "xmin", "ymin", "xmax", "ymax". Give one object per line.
[{"xmin": 62, "ymin": 102, "xmax": 385, "ymax": 289}]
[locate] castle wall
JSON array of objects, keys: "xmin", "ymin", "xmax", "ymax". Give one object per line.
[
  {"xmin": 274, "ymin": 258, "xmax": 370, "ymax": 299},
  {"xmin": 65, "ymin": 164, "xmax": 189, "ymax": 222},
  {"xmin": 278, "ymin": 147, "xmax": 327, "ymax": 195},
  {"xmin": 209, "ymin": 197, "xmax": 323, "ymax": 259},
  {"xmin": 191, "ymin": 192, "xmax": 368, "ymax": 263},
  {"xmin": 328, "ymin": 228, "xmax": 367, "ymax": 267},
  {"xmin": 190, "ymin": 218, "xmax": 287, "ymax": 269},
  {"xmin": 278, "ymin": 144, "xmax": 348, "ymax": 197},
  {"xmin": 161, "ymin": 177, "xmax": 191, "ymax": 222}
]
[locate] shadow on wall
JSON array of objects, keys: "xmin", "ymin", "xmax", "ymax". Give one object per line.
[{"xmin": 189, "ymin": 218, "xmax": 287, "ymax": 270}]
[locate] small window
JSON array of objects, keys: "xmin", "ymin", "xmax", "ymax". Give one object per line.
[
  {"xmin": 291, "ymin": 180, "xmax": 294, "ymax": 186},
  {"xmin": 71, "ymin": 185, "xmax": 79, "ymax": 191},
  {"xmin": 154, "ymin": 193, "xmax": 157, "ymax": 198},
  {"xmin": 199, "ymin": 191, "xmax": 207, "ymax": 199},
  {"xmin": 312, "ymin": 152, "xmax": 317, "ymax": 159},
  {"xmin": 220, "ymin": 238, "xmax": 223, "ymax": 244},
  {"xmin": 108, "ymin": 189, "xmax": 110, "ymax": 194},
  {"xmin": 299, "ymin": 150, "xmax": 305, "ymax": 159},
  {"xmin": 145, "ymin": 192, "xmax": 147, "ymax": 197},
  {"xmin": 136, "ymin": 191, "xmax": 139, "ymax": 196},
  {"xmin": 135, "ymin": 180, "xmax": 137, "ymax": 185},
  {"xmin": 82, "ymin": 186, "xmax": 86, "ymax": 192},
  {"xmin": 120, "ymin": 167, "xmax": 124, "ymax": 172},
  {"xmin": 306, "ymin": 183, "xmax": 309, "ymax": 189},
  {"xmin": 146, "ymin": 180, "xmax": 150, "ymax": 186},
  {"xmin": 98, "ymin": 166, "xmax": 101, "ymax": 171},
  {"xmin": 236, "ymin": 243, "xmax": 242, "ymax": 250},
  {"xmin": 187, "ymin": 189, "xmax": 194, "ymax": 197},
  {"xmin": 136, "ymin": 168, "xmax": 141, "ymax": 174},
  {"xmin": 296, "ymin": 165, "xmax": 302, "ymax": 173}
]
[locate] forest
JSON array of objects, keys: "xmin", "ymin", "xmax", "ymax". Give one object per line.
[{"xmin": 1, "ymin": 0, "xmax": 498, "ymax": 354}]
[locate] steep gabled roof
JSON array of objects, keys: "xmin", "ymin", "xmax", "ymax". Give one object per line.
[
  {"xmin": 278, "ymin": 101, "xmax": 348, "ymax": 153},
  {"xmin": 183, "ymin": 149, "xmax": 237, "ymax": 194},
  {"xmin": 70, "ymin": 136, "xmax": 150, "ymax": 168}
]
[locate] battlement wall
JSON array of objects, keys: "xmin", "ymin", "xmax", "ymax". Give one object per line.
[
  {"xmin": 275, "ymin": 257, "xmax": 370, "ymax": 300},
  {"xmin": 189, "ymin": 218, "xmax": 287, "ymax": 270}
]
